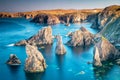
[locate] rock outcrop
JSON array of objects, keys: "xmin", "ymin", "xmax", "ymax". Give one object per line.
[
  {"xmin": 6, "ymin": 54, "xmax": 21, "ymax": 65},
  {"xmin": 31, "ymin": 14, "xmax": 60, "ymax": 25},
  {"xmin": 15, "ymin": 26, "xmax": 53, "ymax": 46},
  {"xmin": 93, "ymin": 35, "xmax": 119, "ymax": 66},
  {"xmin": 67, "ymin": 27, "xmax": 94, "ymax": 47},
  {"xmin": 25, "ymin": 44, "xmax": 46, "ymax": 73},
  {"xmin": 55, "ymin": 35, "xmax": 66, "ymax": 55}
]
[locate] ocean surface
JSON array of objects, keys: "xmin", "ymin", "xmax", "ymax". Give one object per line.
[{"xmin": 0, "ymin": 18, "xmax": 120, "ymax": 80}]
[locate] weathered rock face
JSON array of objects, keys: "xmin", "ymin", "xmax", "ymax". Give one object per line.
[
  {"xmin": 6, "ymin": 54, "xmax": 21, "ymax": 65},
  {"xmin": 25, "ymin": 44, "xmax": 46, "ymax": 73},
  {"xmin": 15, "ymin": 26, "xmax": 53, "ymax": 46},
  {"xmin": 87, "ymin": 13, "xmax": 100, "ymax": 29},
  {"xmin": 93, "ymin": 35, "xmax": 119, "ymax": 66},
  {"xmin": 98, "ymin": 5, "xmax": 120, "ymax": 29},
  {"xmin": 67, "ymin": 27, "xmax": 94, "ymax": 47},
  {"xmin": 55, "ymin": 35, "xmax": 66, "ymax": 55},
  {"xmin": 100, "ymin": 17, "xmax": 120, "ymax": 50},
  {"xmin": 31, "ymin": 14, "xmax": 60, "ymax": 25}
]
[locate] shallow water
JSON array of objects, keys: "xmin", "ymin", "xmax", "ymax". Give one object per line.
[{"xmin": 0, "ymin": 18, "xmax": 120, "ymax": 80}]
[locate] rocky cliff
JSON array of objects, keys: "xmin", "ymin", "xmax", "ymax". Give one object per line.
[
  {"xmin": 31, "ymin": 14, "xmax": 60, "ymax": 25},
  {"xmin": 25, "ymin": 44, "xmax": 46, "ymax": 73},
  {"xmin": 15, "ymin": 26, "xmax": 53, "ymax": 46},
  {"xmin": 98, "ymin": 5, "xmax": 120, "ymax": 50},
  {"xmin": 93, "ymin": 35, "xmax": 119, "ymax": 66},
  {"xmin": 55, "ymin": 35, "xmax": 66, "ymax": 55}
]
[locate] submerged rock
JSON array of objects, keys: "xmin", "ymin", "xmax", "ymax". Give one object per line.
[
  {"xmin": 67, "ymin": 27, "xmax": 94, "ymax": 47},
  {"xmin": 55, "ymin": 35, "xmax": 66, "ymax": 55},
  {"xmin": 25, "ymin": 44, "xmax": 46, "ymax": 73},
  {"xmin": 6, "ymin": 54, "xmax": 21, "ymax": 65},
  {"xmin": 93, "ymin": 35, "xmax": 119, "ymax": 66},
  {"xmin": 15, "ymin": 26, "xmax": 53, "ymax": 46}
]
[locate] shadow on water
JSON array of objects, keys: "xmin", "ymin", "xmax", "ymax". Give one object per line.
[
  {"xmin": 25, "ymin": 72, "xmax": 45, "ymax": 80},
  {"xmin": 93, "ymin": 61, "xmax": 114, "ymax": 80},
  {"xmin": 56, "ymin": 55, "xmax": 65, "ymax": 69},
  {"xmin": 7, "ymin": 65, "xmax": 21, "ymax": 74}
]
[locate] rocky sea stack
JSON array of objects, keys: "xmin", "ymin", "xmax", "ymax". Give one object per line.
[
  {"xmin": 67, "ymin": 27, "xmax": 94, "ymax": 47},
  {"xmin": 25, "ymin": 44, "xmax": 46, "ymax": 73},
  {"xmin": 15, "ymin": 26, "xmax": 53, "ymax": 46},
  {"xmin": 6, "ymin": 54, "xmax": 21, "ymax": 65},
  {"xmin": 93, "ymin": 35, "xmax": 119, "ymax": 66},
  {"xmin": 55, "ymin": 35, "xmax": 66, "ymax": 55}
]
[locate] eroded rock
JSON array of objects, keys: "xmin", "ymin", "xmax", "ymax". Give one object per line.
[
  {"xmin": 67, "ymin": 27, "xmax": 94, "ymax": 47},
  {"xmin": 15, "ymin": 26, "xmax": 53, "ymax": 46},
  {"xmin": 55, "ymin": 35, "xmax": 66, "ymax": 55},
  {"xmin": 25, "ymin": 44, "xmax": 46, "ymax": 73},
  {"xmin": 6, "ymin": 54, "xmax": 21, "ymax": 65},
  {"xmin": 93, "ymin": 35, "xmax": 119, "ymax": 66}
]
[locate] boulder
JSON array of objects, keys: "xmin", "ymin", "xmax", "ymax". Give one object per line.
[
  {"xmin": 25, "ymin": 44, "xmax": 46, "ymax": 73},
  {"xmin": 15, "ymin": 26, "xmax": 53, "ymax": 46},
  {"xmin": 55, "ymin": 35, "xmax": 66, "ymax": 55},
  {"xmin": 93, "ymin": 35, "xmax": 119, "ymax": 66},
  {"xmin": 6, "ymin": 54, "xmax": 21, "ymax": 65}
]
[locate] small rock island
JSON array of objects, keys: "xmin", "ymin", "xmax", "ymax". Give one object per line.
[{"xmin": 25, "ymin": 44, "xmax": 46, "ymax": 73}]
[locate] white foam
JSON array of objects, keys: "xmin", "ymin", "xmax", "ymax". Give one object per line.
[{"xmin": 7, "ymin": 43, "xmax": 14, "ymax": 47}]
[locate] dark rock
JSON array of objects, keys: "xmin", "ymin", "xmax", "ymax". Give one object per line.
[
  {"xmin": 25, "ymin": 44, "xmax": 46, "ymax": 73},
  {"xmin": 6, "ymin": 54, "xmax": 21, "ymax": 65}
]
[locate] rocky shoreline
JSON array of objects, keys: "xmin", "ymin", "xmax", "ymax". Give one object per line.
[{"xmin": 2, "ymin": 5, "xmax": 120, "ymax": 72}]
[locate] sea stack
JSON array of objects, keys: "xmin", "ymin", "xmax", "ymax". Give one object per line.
[
  {"xmin": 55, "ymin": 35, "xmax": 66, "ymax": 55},
  {"xmin": 93, "ymin": 35, "xmax": 119, "ymax": 66},
  {"xmin": 6, "ymin": 54, "xmax": 21, "ymax": 65},
  {"xmin": 67, "ymin": 27, "xmax": 94, "ymax": 47},
  {"xmin": 15, "ymin": 26, "xmax": 53, "ymax": 46},
  {"xmin": 25, "ymin": 44, "xmax": 46, "ymax": 73}
]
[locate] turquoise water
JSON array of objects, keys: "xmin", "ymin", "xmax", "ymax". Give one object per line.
[{"xmin": 0, "ymin": 18, "xmax": 120, "ymax": 80}]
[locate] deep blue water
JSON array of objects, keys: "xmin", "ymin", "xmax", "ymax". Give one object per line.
[{"xmin": 0, "ymin": 18, "xmax": 120, "ymax": 80}]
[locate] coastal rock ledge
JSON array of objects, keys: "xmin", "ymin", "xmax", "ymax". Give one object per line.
[
  {"xmin": 15, "ymin": 26, "xmax": 53, "ymax": 46},
  {"xmin": 55, "ymin": 35, "xmax": 66, "ymax": 55},
  {"xmin": 93, "ymin": 35, "xmax": 120, "ymax": 66},
  {"xmin": 25, "ymin": 44, "xmax": 46, "ymax": 73}
]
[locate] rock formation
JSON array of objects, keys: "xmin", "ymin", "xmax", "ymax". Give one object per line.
[
  {"xmin": 67, "ymin": 27, "xmax": 94, "ymax": 47},
  {"xmin": 15, "ymin": 26, "xmax": 53, "ymax": 46},
  {"xmin": 25, "ymin": 44, "xmax": 46, "ymax": 73},
  {"xmin": 55, "ymin": 35, "xmax": 66, "ymax": 55},
  {"xmin": 93, "ymin": 35, "xmax": 119, "ymax": 66},
  {"xmin": 31, "ymin": 14, "xmax": 60, "ymax": 25},
  {"xmin": 6, "ymin": 54, "xmax": 21, "ymax": 65}
]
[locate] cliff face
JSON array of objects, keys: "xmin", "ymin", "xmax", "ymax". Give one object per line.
[
  {"xmin": 15, "ymin": 26, "xmax": 53, "ymax": 46},
  {"xmin": 98, "ymin": 5, "xmax": 120, "ymax": 50},
  {"xmin": 31, "ymin": 14, "xmax": 60, "ymax": 25},
  {"xmin": 55, "ymin": 35, "xmax": 66, "ymax": 55},
  {"xmin": 98, "ymin": 5, "xmax": 120, "ymax": 29},
  {"xmin": 25, "ymin": 44, "xmax": 46, "ymax": 73},
  {"xmin": 93, "ymin": 35, "xmax": 119, "ymax": 66}
]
